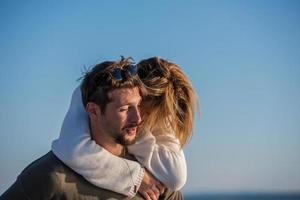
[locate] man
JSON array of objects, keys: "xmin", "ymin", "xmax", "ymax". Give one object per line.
[{"xmin": 0, "ymin": 58, "xmax": 182, "ymax": 200}]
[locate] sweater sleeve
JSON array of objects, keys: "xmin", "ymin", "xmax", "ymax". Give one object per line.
[
  {"xmin": 127, "ymin": 128, "xmax": 187, "ymax": 191},
  {"xmin": 51, "ymin": 86, "xmax": 144, "ymax": 197}
]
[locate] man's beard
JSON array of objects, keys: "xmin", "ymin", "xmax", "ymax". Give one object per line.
[
  {"xmin": 114, "ymin": 123, "xmax": 139, "ymax": 146},
  {"xmin": 115, "ymin": 134, "xmax": 137, "ymax": 146}
]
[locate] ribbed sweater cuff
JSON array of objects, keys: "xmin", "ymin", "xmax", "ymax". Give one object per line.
[{"xmin": 128, "ymin": 167, "xmax": 145, "ymax": 198}]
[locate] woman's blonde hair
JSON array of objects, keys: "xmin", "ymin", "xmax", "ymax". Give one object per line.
[{"xmin": 137, "ymin": 57, "xmax": 197, "ymax": 147}]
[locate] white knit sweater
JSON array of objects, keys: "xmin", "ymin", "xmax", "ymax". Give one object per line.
[{"xmin": 51, "ymin": 87, "xmax": 187, "ymax": 197}]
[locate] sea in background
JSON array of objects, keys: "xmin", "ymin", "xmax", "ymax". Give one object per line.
[{"xmin": 184, "ymin": 193, "xmax": 300, "ymax": 200}]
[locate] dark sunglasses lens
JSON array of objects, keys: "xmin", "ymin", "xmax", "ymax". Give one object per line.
[
  {"xmin": 126, "ymin": 65, "xmax": 138, "ymax": 76},
  {"xmin": 111, "ymin": 68, "xmax": 123, "ymax": 81}
]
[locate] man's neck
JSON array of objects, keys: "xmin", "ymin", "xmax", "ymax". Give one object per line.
[
  {"xmin": 90, "ymin": 130, "xmax": 124, "ymax": 157},
  {"xmin": 89, "ymin": 120, "xmax": 125, "ymax": 156},
  {"xmin": 99, "ymin": 142, "xmax": 124, "ymax": 157}
]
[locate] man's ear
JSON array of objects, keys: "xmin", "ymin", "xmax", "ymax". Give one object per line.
[{"xmin": 86, "ymin": 102, "xmax": 101, "ymax": 119}]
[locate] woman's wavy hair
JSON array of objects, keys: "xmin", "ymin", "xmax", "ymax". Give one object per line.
[{"xmin": 137, "ymin": 57, "xmax": 198, "ymax": 147}]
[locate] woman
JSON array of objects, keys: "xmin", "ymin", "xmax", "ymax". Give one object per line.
[{"xmin": 52, "ymin": 57, "xmax": 197, "ymax": 199}]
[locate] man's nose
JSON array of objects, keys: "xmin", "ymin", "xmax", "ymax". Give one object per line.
[{"xmin": 130, "ymin": 107, "xmax": 142, "ymax": 124}]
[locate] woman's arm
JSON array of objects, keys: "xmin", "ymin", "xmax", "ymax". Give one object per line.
[
  {"xmin": 51, "ymin": 86, "xmax": 144, "ymax": 197},
  {"xmin": 127, "ymin": 128, "xmax": 187, "ymax": 191}
]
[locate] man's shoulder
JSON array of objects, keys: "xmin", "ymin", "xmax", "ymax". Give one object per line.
[
  {"xmin": 17, "ymin": 151, "xmax": 67, "ymax": 198},
  {"xmin": 17, "ymin": 151, "xmax": 140, "ymax": 199},
  {"xmin": 20, "ymin": 151, "xmax": 67, "ymax": 181}
]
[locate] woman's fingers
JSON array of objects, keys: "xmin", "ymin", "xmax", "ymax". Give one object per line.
[
  {"xmin": 151, "ymin": 185, "xmax": 160, "ymax": 198},
  {"xmin": 156, "ymin": 181, "xmax": 165, "ymax": 194},
  {"xmin": 146, "ymin": 188, "xmax": 159, "ymax": 200},
  {"xmin": 141, "ymin": 185, "xmax": 160, "ymax": 200},
  {"xmin": 139, "ymin": 170, "xmax": 165, "ymax": 199},
  {"xmin": 142, "ymin": 191, "xmax": 151, "ymax": 200}
]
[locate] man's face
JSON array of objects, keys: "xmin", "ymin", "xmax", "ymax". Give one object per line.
[{"xmin": 95, "ymin": 87, "xmax": 142, "ymax": 145}]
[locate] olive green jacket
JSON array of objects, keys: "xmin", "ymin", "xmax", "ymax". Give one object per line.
[{"xmin": 0, "ymin": 151, "xmax": 183, "ymax": 200}]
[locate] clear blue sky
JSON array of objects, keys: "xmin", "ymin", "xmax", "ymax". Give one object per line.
[{"xmin": 0, "ymin": 0, "xmax": 299, "ymax": 195}]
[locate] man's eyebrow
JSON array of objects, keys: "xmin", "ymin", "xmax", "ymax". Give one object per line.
[{"xmin": 116, "ymin": 100, "xmax": 141, "ymax": 108}]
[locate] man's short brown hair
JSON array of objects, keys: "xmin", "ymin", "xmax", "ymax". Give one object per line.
[{"xmin": 80, "ymin": 57, "xmax": 146, "ymax": 113}]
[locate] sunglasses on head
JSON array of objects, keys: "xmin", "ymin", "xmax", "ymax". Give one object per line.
[{"xmin": 110, "ymin": 64, "xmax": 138, "ymax": 81}]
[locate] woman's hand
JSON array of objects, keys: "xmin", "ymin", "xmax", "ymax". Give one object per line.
[{"xmin": 139, "ymin": 169, "xmax": 165, "ymax": 200}]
